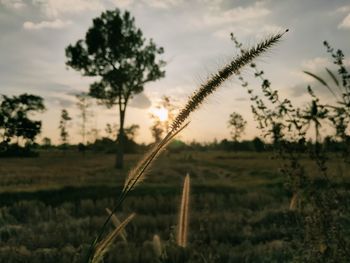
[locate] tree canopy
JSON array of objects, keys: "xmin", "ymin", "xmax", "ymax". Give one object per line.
[
  {"xmin": 59, "ymin": 109, "xmax": 72, "ymax": 146},
  {"xmin": 66, "ymin": 9, "xmax": 165, "ymax": 107},
  {"xmin": 0, "ymin": 94, "xmax": 45, "ymax": 144},
  {"xmin": 228, "ymin": 112, "xmax": 247, "ymax": 142},
  {"xmin": 65, "ymin": 8, "xmax": 165, "ymax": 168}
]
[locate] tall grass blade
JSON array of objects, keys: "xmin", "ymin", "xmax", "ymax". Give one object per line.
[
  {"xmin": 177, "ymin": 174, "xmax": 190, "ymax": 247},
  {"xmin": 92, "ymin": 213, "xmax": 135, "ymax": 263},
  {"xmin": 325, "ymin": 67, "xmax": 345, "ymax": 98},
  {"xmin": 105, "ymin": 208, "xmax": 127, "ymax": 242},
  {"xmin": 325, "ymin": 68, "xmax": 339, "ymax": 87},
  {"xmin": 303, "ymin": 71, "xmax": 338, "ymax": 98},
  {"xmin": 123, "ymin": 122, "xmax": 189, "ymax": 194}
]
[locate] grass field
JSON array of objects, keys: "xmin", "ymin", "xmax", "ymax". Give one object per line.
[{"xmin": 0, "ymin": 150, "xmax": 349, "ymax": 262}]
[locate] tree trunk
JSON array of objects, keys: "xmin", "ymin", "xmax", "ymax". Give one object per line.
[{"xmin": 115, "ymin": 109, "xmax": 125, "ymax": 169}]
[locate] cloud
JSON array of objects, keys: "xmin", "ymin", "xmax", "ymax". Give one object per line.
[
  {"xmin": 196, "ymin": 0, "xmax": 223, "ymax": 12},
  {"xmin": 290, "ymin": 80, "xmax": 335, "ymax": 99},
  {"xmin": 32, "ymin": 0, "xmax": 103, "ymax": 18},
  {"xmin": 143, "ymin": 0, "xmax": 183, "ymax": 9},
  {"xmin": 108, "ymin": 0, "xmax": 182, "ymax": 9},
  {"xmin": 195, "ymin": 2, "xmax": 270, "ymax": 28},
  {"xmin": 338, "ymin": 13, "xmax": 350, "ymax": 29},
  {"xmin": 193, "ymin": 1, "xmax": 276, "ymax": 40},
  {"xmin": 301, "ymin": 57, "xmax": 330, "ymax": 73},
  {"xmin": 344, "ymin": 58, "xmax": 350, "ymax": 67},
  {"xmin": 334, "ymin": 5, "xmax": 350, "ymax": 13},
  {"xmin": 288, "ymin": 54, "xmax": 343, "ymax": 98},
  {"xmin": 46, "ymin": 95, "xmax": 75, "ymax": 108},
  {"xmin": 0, "ymin": 0, "xmax": 26, "ymax": 9},
  {"xmin": 108, "ymin": 0, "xmax": 134, "ymax": 8},
  {"xmin": 129, "ymin": 93, "xmax": 151, "ymax": 109},
  {"xmin": 235, "ymin": 97, "xmax": 247, "ymax": 102},
  {"xmin": 23, "ymin": 19, "xmax": 72, "ymax": 30},
  {"xmin": 214, "ymin": 23, "xmax": 283, "ymax": 39},
  {"xmin": 290, "ymin": 67, "xmax": 341, "ymax": 99},
  {"xmin": 290, "ymin": 82, "xmax": 311, "ymax": 98}
]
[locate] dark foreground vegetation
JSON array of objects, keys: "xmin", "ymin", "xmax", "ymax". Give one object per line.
[{"xmin": 0, "ymin": 151, "xmax": 348, "ymax": 263}]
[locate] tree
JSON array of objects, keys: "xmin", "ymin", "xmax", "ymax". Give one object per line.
[
  {"xmin": 0, "ymin": 94, "xmax": 45, "ymax": 145},
  {"xmin": 228, "ymin": 112, "xmax": 247, "ymax": 142},
  {"xmin": 65, "ymin": 8, "xmax": 165, "ymax": 168},
  {"xmin": 59, "ymin": 109, "xmax": 72, "ymax": 146},
  {"xmin": 105, "ymin": 123, "xmax": 118, "ymax": 140},
  {"xmin": 150, "ymin": 122, "xmax": 163, "ymax": 143},
  {"xmin": 90, "ymin": 127, "xmax": 100, "ymax": 143},
  {"xmin": 150, "ymin": 96, "xmax": 177, "ymax": 143},
  {"xmin": 76, "ymin": 92, "xmax": 93, "ymax": 145},
  {"xmin": 41, "ymin": 137, "xmax": 52, "ymax": 148},
  {"xmin": 124, "ymin": 124, "xmax": 139, "ymax": 140},
  {"xmin": 124, "ymin": 124, "xmax": 140, "ymax": 153},
  {"xmin": 252, "ymin": 137, "xmax": 265, "ymax": 152},
  {"xmin": 105, "ymin": 123, "xmax": 139, "ymax": 148}
]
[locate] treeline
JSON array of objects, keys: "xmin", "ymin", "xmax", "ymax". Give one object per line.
[
  {"xmin": 0, "ymin": 90, "xmax": 346, "ymax": 157},
  {"xmin": 35, "ymin": 136, "xmax": 350, "ymax": 155},
  {"xmin": 167, "ymin": 137, "xmax": 349, "ymax": 153},
  {"xmin": 0, "ymin": 94, "xmax": 45, "ymax": 157}
]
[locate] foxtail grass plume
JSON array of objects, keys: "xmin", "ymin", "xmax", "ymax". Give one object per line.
[
  {"xmin": 171, "ymin": 30, "xmax": 288, "ymax": 131},
  {"xmin": 105, "ymin": 208, "xmax": 127, "ymax": 242},
  {"xmin": 92, "ymin": 213, "xmax": 135, "ymax": 263},
  {"xmin": 122, "ymin": 31, "xmax": 287, "ymax": 197},
  {"xmin": 177, "ymin": 174, "xmax": 190, "ymax": 248},
  {"xmin": 123, "ymin": 122, "xmax": 189, "ymax": 194}
]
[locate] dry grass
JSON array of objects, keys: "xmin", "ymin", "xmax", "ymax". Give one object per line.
[
  {"xmin": 92, "ymin": 213, "xmax": 135, "ymax": 263},
  {"xmin": 177, "ymin": 174, "xmax": 190, "ymax": 248}
]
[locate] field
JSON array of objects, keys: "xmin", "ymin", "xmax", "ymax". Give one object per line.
[{"xmin": 0, "ymin": 150, "xmax": 349, "ymax": 263}]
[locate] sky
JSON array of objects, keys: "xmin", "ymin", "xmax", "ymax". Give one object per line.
[{"xmin": 0, "ymin": 0, "xmax": 349, "ymax": 144}]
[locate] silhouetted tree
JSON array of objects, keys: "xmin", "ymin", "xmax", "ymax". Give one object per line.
[
  {"xmin": 124, "ymin": 124, "xmax": 139, "ymax": 140},
  {"xmin": 41, "ymin": 137, "xmax": 52, "ymax": 148},
  {"xmin": 65, "ymin": 8, "xmax": 165, "ymax": 168},
  {"xmin": 59, "ymin": 109, "xmax": 72, "ymax": 146},
  {"xmin": 0, "ymin": 94, "xmax": 45, "ymax": 145},
  {"xmin": 90, "ymin": 127, "xmax": 100, "ymax": 143},
  {"xmin": 228, "ymin": 112, "xmax": 247, "ymax": 142},
  {"xmin": 76, "ymin": 92, "xmax": 93, "ymax": 145},
  {"xmin": 150, "ymin": 96, "xmax": 177, "ymax": 142},
  {"xmin": 105, "ymin": 123, "xmax": 117, "ymax": 140},
  {"xmin": 252, "ymin": 137, "xmax": 265, "ymax": 152},
  {"xmin": 122, "ymin": 124, "xmax": 140, "ymax": 153},
  {"xmin": 150, "ymin": 123, "xmax": 163, "ymax": 143}
]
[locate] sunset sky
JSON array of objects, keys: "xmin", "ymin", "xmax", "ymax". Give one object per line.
[{"xmin": 0, "ymin": 0, "xmax": 349, "ymax": 144}]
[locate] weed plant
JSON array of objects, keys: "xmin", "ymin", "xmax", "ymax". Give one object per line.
[{"xmin": 231, "ymin": 33, "xmax": 350, "ymax": 262}]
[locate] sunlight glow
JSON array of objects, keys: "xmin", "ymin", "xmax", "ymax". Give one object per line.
[{"xmin": 151, "ymin": 107, "xmax": 168, "ymax": 122}]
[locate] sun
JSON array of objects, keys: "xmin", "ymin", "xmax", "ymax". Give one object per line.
[{"xmin": 151, "ymin": 107, "xmax": 168, "ymax": 122}]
